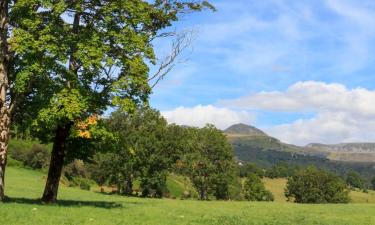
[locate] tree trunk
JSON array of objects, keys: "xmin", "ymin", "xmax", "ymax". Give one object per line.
[
  {"xmin": 41, "ymin": 11, "xmax": 80, "ymax": 204},
  {"xmin": 0, "ymin": 109, "xmax": 9, "ymax": 201},
  {"xmin": 41, "ymin": 123, "xmax": 71, "ymax": 203},
  {"xmin": 124, "ymin": 174, "xmax": 133, "ymax": 196},
  {"xmin": 0, "ymin": 0, "xmax": 9, "ymax": 202}
]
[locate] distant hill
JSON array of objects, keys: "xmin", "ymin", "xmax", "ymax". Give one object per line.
[
  {"xmin": 307, "ymin": 143, "xmax": 375, "ymax": 162},
  {"xmin": 225, "ymin": 123, "xmax": 267, "ymax": 136},
  {"xmin": 307, "ymin": 143, "xmax": 375, "ymax": 153},
  {"xmin": 224, "ymin": 123, "xmax": 375, "ymax": 179},
  {"xmin": 224, "ymin": 123, "xmax": 323, "ymax": 156}
]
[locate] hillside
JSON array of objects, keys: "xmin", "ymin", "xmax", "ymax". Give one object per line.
[
  {"xmin": 225, "ymin": 123, "xmax": 267, "ymax": 136},
  {"xmin": 307, "ymin": 143, "xmax": 375, "ymax": 162},
  {"xmin": 224, "ymin": 124, "xmax": 330, "ymax": 163},
  {"xmin": 225, "ymin": 124, "xmax": 309, "ymax": 155},
  {"xmin": 224, "ymin": 124, "xmax": 375, "ymax": 179},
  {"xmin": 226, "ymin": 123, "xmax": 375, "ymax": 163},
  {"xmin": 2, "ymin": 167, "xmax": 375, "ymax": 225}
]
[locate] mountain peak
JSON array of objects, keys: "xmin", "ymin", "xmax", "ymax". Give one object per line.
[{"xmin": 224, "ymin": 123, "xmax": 267, "ymax": 136}]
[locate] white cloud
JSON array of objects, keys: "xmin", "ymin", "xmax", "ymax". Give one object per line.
[
  {"xmin": 161, "ymin": 105, "xmax": 254, "ymax": 129},
  {"xmin": 224, "ymin": 81, "xmax": 375, "ymax": 116},
  {"xmin": 223, "ymin": 81, "xmax": 375, "ymax": 145}
]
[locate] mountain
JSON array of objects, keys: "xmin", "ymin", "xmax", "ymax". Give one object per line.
[
  {"xmin": 307, "ymin": 143, "xmax": 375, "ymax": 153},
  {"xmin": 307, "ymin": 143, "xmax": 375, "ymax": 162},
  {"xmin": 224, "ymin": 123, "xmax": 375, "ymax": 179},
  {"xmin": 224, "ymin": 123, "xmax": 375, "ymax": 163},
  {"xmin": 224, "ymin": 123, "xmax": 320, "ymax": 156},
  {"xmin": 224, "ymin": 123, "xmax": 267, "ymax": 136}
]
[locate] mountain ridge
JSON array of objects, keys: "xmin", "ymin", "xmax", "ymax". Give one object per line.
[{"xmin": 224, "ymin": 123, "xmax": 375, "ymax": 163}]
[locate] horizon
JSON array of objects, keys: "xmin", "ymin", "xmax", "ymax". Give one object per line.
[{"xmin": 149, "ymin": 0, "xmax": 375, "ymax": 146}]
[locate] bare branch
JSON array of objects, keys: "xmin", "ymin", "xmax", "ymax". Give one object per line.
[{"xmin": 149, "ymin": 29, "xmax": 196, "ymax": 88}]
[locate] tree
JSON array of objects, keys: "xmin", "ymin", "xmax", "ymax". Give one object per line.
[
  {"xmin": 16, "ymin": 1, "xmax": 214, "ymax": 203},
  {"xmin": 285, "ymin": 167, "xmax": 349, "ymax": 203},
  {"xmin": 242, "ymin": 173, "xmax": 274, "ymax": 201},
  {"xmin": 103, "ymin": 107, "xmax": 171, "ymax": 197},
  {"xmin": 346, "ymin": 171, "xmax": 364, "ymax": 189},
  {"xmin": 239, "ymin": 163, "xmax": 264, "ymax": 178},
  {"xmin": 182, "ymin": 125, "xmax": 235, "ymax": 200},
  {"xmin": 0, "ymin": 0, "xmax": 63, "ymax": 200}
]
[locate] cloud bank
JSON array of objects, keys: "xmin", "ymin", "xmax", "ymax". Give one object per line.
[
  {"xmin": 161, "ymin": 82, "xmax": 375, "ymax": 146},
  {"xmin": 161, "ymin": 105, "xmax": 254, "ymax": 130},
  {"xmin": 223, "ymin": 81, "xmax": 375, "ymax": 145}
]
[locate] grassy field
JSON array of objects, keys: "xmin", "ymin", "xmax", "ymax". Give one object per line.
[
  {"xmin": 262, "ymin": 177, "xmax": 375, "ymax": 204},
  {"xmin": 1, "ymin": 167, "xmax": 375, "ymax": 224}
]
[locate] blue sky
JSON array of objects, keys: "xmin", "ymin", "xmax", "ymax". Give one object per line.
[{"xmin": 149, "ymin": 0, "xmax": 375, "ymax": 145}]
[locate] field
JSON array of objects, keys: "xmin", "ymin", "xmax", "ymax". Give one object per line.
[
  {"xmin": 262, "ymin": 178, "xmax": 375, "ymax": 204},
  {"xmin": 1, "ymin": 167, "xmax": 375, "ymax": 224}
]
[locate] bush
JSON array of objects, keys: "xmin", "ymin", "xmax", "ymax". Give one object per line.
[
  {"xmin": 265, "ymin": 162, "xmax": 297, "ymax": 178},
  {"xmin": 63, "ymin": 160, "xmax": 88, "ymax": 180},
  {"xmin": 7, "ymin": 157, "xmax": 23, "ymax": 167},
  {"xmin": 69, "ymin": 177, "xmax": 94, "ymax": 191},
  {"xmin": 346, "ymin": 171, "xmax": 364, "ymax": 189},
  {"xmin": 243, "ymin": 173, "xmax": 274, "ymax": 201},
  {"xmin": 24, "ymin": 144, "xmax": 50, "ymax": 169},
  {"xmin": 239, "ymin": 163, "xmax": 264, "ymax": 178},
  {"xmin": 8, "ymin": 141, "xmax": 30, "ymax": 163},
  {"xmin": 285, "ymin": 167, "xmax": 349, "ymax": 203}
]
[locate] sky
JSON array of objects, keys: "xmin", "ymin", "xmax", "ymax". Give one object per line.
[{"xmin": 149, "ymin": 0, "xmax": 375, "ymax": 146}]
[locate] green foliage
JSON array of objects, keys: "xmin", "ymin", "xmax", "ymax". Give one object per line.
[
  {"xmin": 8, "ymin": 140, "xmax": 51, "ymax": 169},
  {"xmin": 265, "ymin": 162, "xmax": 298, "ymax": 178},
  {"xmin": 68, "ymin": 177, "xmax": 95, "ymax": 191},
  {"xmin": 63, "ymin": 160, "xmax": 88, "ymax": 180},
  {"xmin": 285, "ymin": 167, "xmax": 349, "ymax": 203},
  {"xmin": 243, "ymin": 173, "xmax": 274, "ymax": 201},
  {"xmin": 346, "ymin": 171, "xmax": 365, "ymax": 189},
  {"xmin": 239, "ymin": 163, "xmax": 265, "ymax": 178},
  {"xmin": 181, "ymin": 125, "xmax": 236, "ymax": 200},
  {"xmin": 24, "ymin": 144, "xmax": 50, "ymax": 169},
  {"xmin": 6, "ymin": 157, "xmax": 23, "ymax": 168},
  {"xmin": 94, "ymin": 107, "xmax": 171, "ymax": 197}
]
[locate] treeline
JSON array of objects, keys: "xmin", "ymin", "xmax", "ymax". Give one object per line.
[
  {"xmin": 234, "ymin": 144, "xmax": 375, "ymax": 184},
  {"xmin": 90, "ymin": 107, "xmax": 236, "ymax": 200},
  {"xmin": 10, "ymin": 108, "xmax": 375, "ymax": 204},
  {"xmin": 9, "ymin": 107, "xmax": 273, "ymax": 201},
  {"xmin": 239, "ymin": 161, "xmax": 375, "ymax": 192}
]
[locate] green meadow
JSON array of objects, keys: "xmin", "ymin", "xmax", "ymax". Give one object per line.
[{"xmin": 1, "ymin": 166, "xmax": 375, "ymax": 225}]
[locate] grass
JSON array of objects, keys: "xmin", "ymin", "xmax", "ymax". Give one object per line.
[
  {"xmin": 262, "ymin": 178, "xmax": 288, "ymax": 202},
  {"xmin": 262, "ymin": 177, "xmax": 375, "ymax": 204},
  {"xmin": 1, "ymin": 167, "xmax": 375, "ymax": 224}
]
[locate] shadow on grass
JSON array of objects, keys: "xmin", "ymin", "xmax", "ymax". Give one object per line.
[{"xmin": 4, "ymin": 197, "xmax": 124, "ymax": 209}]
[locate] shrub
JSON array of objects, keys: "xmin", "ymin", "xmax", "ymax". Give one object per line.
[
  {"xmin": 285, "ymin": 167, "xmax": 349, "ymax": 203},
  {"xmin": 243, "ymin": 173, "xmax": 274, "ymax": 201},
  {"xmin": 63, "ymin": 159, "xmax": 88, "ymax": 180},
  {"xmin": 24, "ymin": 144, "xmax": 50, "ymax": 169},
  {"xmin": 69, "ymin": 177, "xmax": 94, "ymax": 191},
  {"xmin": 346, "ymin": 171, "xmax": 364, "ymax": 189},
  {"xmin": 7, "ymin": 157, "xmax": 23, "ymax": 167}
]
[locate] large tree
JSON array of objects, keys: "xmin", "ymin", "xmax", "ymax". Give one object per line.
[
  {"xmin": 0, "ymin": 0, "xmax": 60, "ymax": 200},
  {"xmin": 103, "ymin": 107, "xmax": 171, "ymax": 197},
  {"xmin": 181, "ymin": 125, "xmax": 235, "ymax": 200},
  {"xmin": 285, "ymin": 167, "xmax": 349, "ymax": 203},
  {"xmin": 24, "ymin": 0, "xmax": 214, "ymax": 203}
]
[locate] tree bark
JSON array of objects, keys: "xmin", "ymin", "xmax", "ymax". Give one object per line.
[
  {"xmin": 124, "ymin": 174, "xmax": 133, "ymax": 196},
  {"xmin": 0, "ymin": 0, "xmax": 9, "ymax": 202},
  {"xmin": 41, "ymin": 123, "xmax": 72, "ymax": 203}
]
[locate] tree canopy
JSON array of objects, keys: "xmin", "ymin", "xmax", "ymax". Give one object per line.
[{"xmin": 285, "ymin": 167, "xmax": 349, "ymax": 204}]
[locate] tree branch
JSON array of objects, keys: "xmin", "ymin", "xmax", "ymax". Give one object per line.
[{"xmin": 148, "ymin": 30, "xmax": 196, "ymax": 88}]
